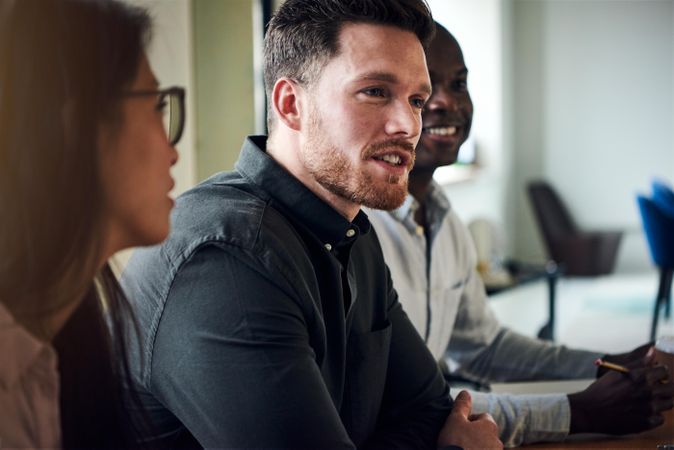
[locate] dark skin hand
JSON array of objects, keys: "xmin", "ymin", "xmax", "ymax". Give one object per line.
[
  {"xmin": 599, "ymin": 342, "xmax": 655, "ymax": 377},
  {"xmin": 568, "ymin": 348, "xmax": 674, "ymax": 435}
]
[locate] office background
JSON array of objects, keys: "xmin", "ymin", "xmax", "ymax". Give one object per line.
[{"xmin": 130, "ymin": 0, "xmax": 674, "ymax": 274}]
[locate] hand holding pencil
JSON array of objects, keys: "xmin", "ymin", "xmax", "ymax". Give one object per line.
[
  {"xmin": 566, "ymin": 347, "xmax": 674, "ymax": 436},
  {"xmin": 594, "ymin": 358, "xmax": 630, "ymax": 374},
  {"xmin": 596, "ymin": 342, "xmax": 656, "ymax": 377}
]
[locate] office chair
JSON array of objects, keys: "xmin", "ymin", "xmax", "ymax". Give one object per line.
[
  {"xmin": 527, "ymin": 180, "xmax": 623, "ymax": 276},
  {"xmin": 637, "ymin": 195, "xmax": 674, "ymax": 341},
  {"xmin": 652, "ymin": 178, "xmax": 674, "ymax": 217},
  {"xmin": 652, "ymin": 179, "xmax": 674, "ymax": 320}
]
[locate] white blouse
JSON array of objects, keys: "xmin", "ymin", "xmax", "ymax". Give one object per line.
[{"xmin": 0, "ymin": 302, "xmax": 61, "ymax": 448}]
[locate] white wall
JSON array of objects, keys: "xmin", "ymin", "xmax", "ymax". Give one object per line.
[
  {"xmin": 512, "ymin": 0, "xmax": 674, "ymax": 272},
  {"xmin": 431, "ymin": 0, "xmax": 674, "ymax": 273}
]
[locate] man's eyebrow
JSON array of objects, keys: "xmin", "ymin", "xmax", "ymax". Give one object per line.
[
  {"xmin": 429, "ymin": 67, "xmax": 469, "ymax": 79},
  {"xmin": 355, "ymin": 71, "xmax": 432, "ymax": 95},
  {"xmin": 355, "ymin": 71, "xmax": 398, "ymax": 84},
  {"xmin": 419, "ymin": 81, "xmax": 432, "ymax": 96}
]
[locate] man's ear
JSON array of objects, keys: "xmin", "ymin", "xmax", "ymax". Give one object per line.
[{"xmin": 271, "ymin": 78, "xmax": 304, "ymax": 131}]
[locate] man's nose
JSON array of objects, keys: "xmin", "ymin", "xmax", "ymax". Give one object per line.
[
  {"xmin": 424, "ymin": 87, "xmax": 458, "ymax": 114},
  {"xmin": 384, "ymin": 100, "xmax": 422, "ymax": 137}
]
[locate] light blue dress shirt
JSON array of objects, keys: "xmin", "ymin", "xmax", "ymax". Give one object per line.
[{"xmin": 366, "ymin": 182, "xmax": 603, "ymax": 447}]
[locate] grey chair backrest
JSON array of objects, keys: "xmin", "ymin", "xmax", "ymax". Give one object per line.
[{"xmin": 527, "ymin": 180, "xmax": 578, "ymax": 249}]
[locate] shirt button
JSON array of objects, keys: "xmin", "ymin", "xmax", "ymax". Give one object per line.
[
  {"xmin": 346, "ymin": 229, "xmax": 356, "ymax": 238},
  {"xmin": 324, "ymin": 243, "xmax": 332, "ymax": 251}
]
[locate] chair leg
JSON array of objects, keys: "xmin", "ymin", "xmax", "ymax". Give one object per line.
[
  {"xmin": 651, "ymin": 295, "xmax": 661, "ymax": 342},
  {"xmin": 651, "ymin": 268, "xmax": 673, "ymax": 341},
  {"xmin": 537, "ymin": 266, "xmax": 559, "ymax": 341},
  {"xmin": 664, "ymin": 269, "xmax": 673, "ymax": 320}
]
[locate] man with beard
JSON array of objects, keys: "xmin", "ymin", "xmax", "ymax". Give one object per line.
[
  {"xmin": 367, "ymin": 22, "xmax": 674, "ymax": 447},
  {"xmin": 121, "ymin": 1, "xmax": 502, "ymax": 449}
]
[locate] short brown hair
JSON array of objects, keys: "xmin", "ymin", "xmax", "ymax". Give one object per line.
[{"xmin": 263, "ymin": 0, "xmax": 434, "ymax": 131}]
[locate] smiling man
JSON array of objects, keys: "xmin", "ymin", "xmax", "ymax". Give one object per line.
[
  {"xmin": 121, "ymin": 1, "xmax": 502, "ymax": 449},
  {"xmin": 367, "ymin": 22, "xmax": 674, "ymax": 447}
]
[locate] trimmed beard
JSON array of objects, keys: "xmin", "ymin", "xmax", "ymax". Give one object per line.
[{"xmin": 300, "ymin": 104, "xmax": 413, "ymax": 211}]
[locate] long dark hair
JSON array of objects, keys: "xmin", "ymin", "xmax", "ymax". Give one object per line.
[{"xmin": 0, "ymin": 0, "xmax": 152, "ymax": 447}]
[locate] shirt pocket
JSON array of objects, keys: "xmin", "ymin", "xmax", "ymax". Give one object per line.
[{"xmin": 343, "ymin": 321, "xmax": 392, "ymax": 446}]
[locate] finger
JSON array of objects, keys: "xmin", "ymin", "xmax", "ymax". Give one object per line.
[
  {"xmin": 647, "ymin": 413, "xmax": 665, "ymax": 428},
  {"xmin": 650, "ymin": 396, "xmax": 674, "ymax": 414},
  {"xmin": 645, "ymin": 365, "xmax": 670, "ymax": 384},
  {"xmin": 451, "ymin": 390, "xmax": 472, "ymax": 418},
  {"xmin": 634, "ymin": 342, "xmax": 656, "ymax": 362},
  {"xmin": 469, "ymin": 412, "xmax": 498, "ymax": 426},
  {"xmin": 613, "ymin": 343, "xmax": 656, "ymax": 370},
  {"xmin": 622, "ymin": 344, "xmax": 655, "ymax": 368},
  {"xmin": 632, "ymin": 379, "xmax": 672, "ymax": 402},
  {"xmin": 629, "ymin": 366, "xmax": 648, "ymax": 382},
  {"xmin": 652, "ymin": 377, "xmax": 674, "ymax": 391},
  {"xmin": 652, "ymin": 381, "xmax": 674, "ymax": 398},
  {"xmin": 622, "ymin": 413, "xmax": 664, "ymax": 434},
  {"xmin": 643, "ymin": 345, "xmax": 656, "ymax": 365},
  {"xmin": 630, "ymin": 365, "xmax": 668, "ymax": 384}
]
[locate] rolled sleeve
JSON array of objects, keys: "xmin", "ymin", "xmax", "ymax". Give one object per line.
[
  {"xmin": 452, "ymin": 328, "xmax": 602, "ymax": 384},
  {"xmin": 464, "ymin": 389, "xmax": 570, "ymax": 447}
]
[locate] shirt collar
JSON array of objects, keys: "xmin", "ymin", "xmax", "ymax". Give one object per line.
[
  {"xmin": 234, "ymin": 136, "xmax": 371, "ymax": 249},
  {"xmin": 391, "ymin": 193, "xmax": 419, "ymax": 223},
  {"xmin": 425, "ymin": 180, "xmax": 451, "ymax": 227},
  {"xmin": 390, "ymin": 180, "xmax": 452, "ymax": 233}
]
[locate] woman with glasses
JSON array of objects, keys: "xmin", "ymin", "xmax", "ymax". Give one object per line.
[{"xmin": 0, "ymin": 0, "xmax": 185, "ymax": 447}]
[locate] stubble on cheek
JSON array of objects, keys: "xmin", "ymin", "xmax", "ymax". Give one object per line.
[{"xmin": 302, "ymin": 108, "xmax": 412, "ymax": 211}]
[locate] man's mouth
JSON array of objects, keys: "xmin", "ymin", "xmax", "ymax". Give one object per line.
[
  {"xmin": 373, "ymin": 154, "xmax": 404, "ymax": 166},
  {"xmin": 369, "ymin": 150, "xmax": 413, "ymax": 178},
  {"xmin": 423, "ymin": 126, "xmax": 458, "ymax": 136}
]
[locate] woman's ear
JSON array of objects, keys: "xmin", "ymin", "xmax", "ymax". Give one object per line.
[{"xmin": 270, "ymin": 78, "xmax": 304, "ymax": 131}]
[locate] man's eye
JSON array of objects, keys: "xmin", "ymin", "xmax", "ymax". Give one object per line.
[
  {"xmin": 362, "ymin": 87, "xmax": 386, "ymax": 97},
  {"xmin": 453, "ymin": 80, "xmax": 468, "ymax": 92},
  {"xmin": 411, "ymin": 98, "xmax": 426, "ymax": 109}
]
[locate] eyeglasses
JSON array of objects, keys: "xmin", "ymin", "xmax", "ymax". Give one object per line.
[{"xmin": 123, "ymin": 86, "xmax": 186, "ymax": 146}]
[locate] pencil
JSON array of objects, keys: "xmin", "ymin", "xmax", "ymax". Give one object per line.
[{"xmin": 594, "ymin": 358, "xmax": 630, "ymax": 374}]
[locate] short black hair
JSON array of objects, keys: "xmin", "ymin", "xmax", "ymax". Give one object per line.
[{"xmin": 263, "ymin": 0, "xmax": 435, "ymax": 131}]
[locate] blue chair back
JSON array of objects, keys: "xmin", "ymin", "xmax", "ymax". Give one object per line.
[
  {"xmin": 652, "ymin": 178, "xmax": 674, "ymax": 218},
  {"xmin": 637, "ymin": 194, "xmax": 674, "ymax": 268}
]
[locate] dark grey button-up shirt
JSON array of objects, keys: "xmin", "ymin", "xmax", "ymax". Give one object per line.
[{"xmin": 122, "ymin": 136, "xmax": 452, "ymax": 449}]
